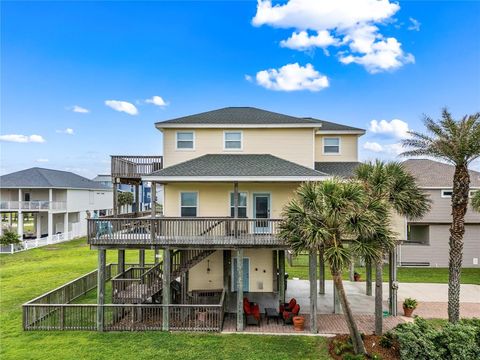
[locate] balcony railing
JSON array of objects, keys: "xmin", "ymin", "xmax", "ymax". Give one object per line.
[
  {"xmin": 87, "ymin": 217, "xmax": 284, "ymax": 247},
  {"xmin": 111, "ymin": 155, "xmax": 163, "ymax": 179},
  {"xmin": 0, "ymin": 201, "xmax": 67, "ymax": 211}
]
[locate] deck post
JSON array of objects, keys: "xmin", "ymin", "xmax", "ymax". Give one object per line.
[
  {"xmin": 375, "ymin": 259, "xmax": 383, "ymax": 335},
  {"xmin": 223, "ymin": 250, "xmax": 230, "ymax": 291},
  {"xmin": 162, "ymin": 247, "xmax": 171, "ymax": 331},
  {"xmin": 236, "ymin": 248, "xmax": 244, "ymax": 331},
  {"xmin": 233, "ymin": 182, "xmax": 238, "ymax": 237},
  {"xmin": 272, "ymin": 250, "xmax": 278, "ymax": 293},
  {"xmin": 118, "ymin": 249, "xmax": 125, "ymax": 274},
  {"xmin": 278, "ymin": 250, "xmax": 286, "ymax": 305},
  {"xmin": 113, "ymin": 180, "xmax": 118, "ymax": 216},
  {"xmin": 135, "ymin": 184, "xmax": 140, "ymax": 213},
  {"xmin": 389, "ymin": 248, "xmax": 398, "ymax": 316},
  {"xmin": 366, "ymin": 259, "xmax": 372, "ymax": 296},
  {"xmin": 139, "ymin": 250, "xmax": 145, "ymax": 267},
  {"xmin": 309, "ymin": 250, "xmax": 318, "ymax": 333},
  {"xmin": 97, "ymin": 249, "xmax": 106, "ymax": 331},
  {"xmin": 318, "ymin": 245, "xmax": 325, "ymax": 295},
  {"xmin": 17, "ymin": 211, "xmax": 24, "ymax": 240},
  {"xmin": 151, "ymin": 182, "xmax": 156, "ymax": 214}
]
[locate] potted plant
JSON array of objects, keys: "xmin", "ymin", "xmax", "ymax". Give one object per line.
[
  {"xmin": 353, "ymin": 271, "xmax": 361, "ymax": 282},
  {"xmin": 292, "ymin": 315, "xmax": 305, "ymax": 331},
  {"xmin": 403, "ymin": 298, "xmax": 418, "ymax": 317}
]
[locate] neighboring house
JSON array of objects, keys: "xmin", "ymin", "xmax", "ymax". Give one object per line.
[
  {"xmin": 0, "ymin": 167, "xmax": 112, "ymax": 243},
  {"xmin": 400, "ymin": 159, "xmax": 480, "ymax": 268},
  {"xmin": 80, "ymin": 107, "xmax": 405, "ymax": 332}
]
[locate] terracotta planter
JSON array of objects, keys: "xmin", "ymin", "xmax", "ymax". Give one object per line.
[
  {"xmin": 403, "ymin": 306, "xmax": 415, "ymax": 317},
  {"xmin": 293, "ymin": 316, "xmax": 305, "ymax": 331}
]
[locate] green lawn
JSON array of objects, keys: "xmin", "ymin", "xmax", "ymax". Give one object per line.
[
  {"xmin": 286, "ymin": 253, "xmax": 480, "ymax": 284},
  {"xmin": 0, "ymin": 238, "xmax": 330, "ymax": 360}
]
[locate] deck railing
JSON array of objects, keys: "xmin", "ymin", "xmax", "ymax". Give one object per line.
[
  {"xmin": 111, "ymin": 264, "xmax": 162, "ymax": 304},
  {"xmin": 87, "ymin": 217, "xmax": 283, "ymax": 246},
  {"xmin": 0, "ymin": 200, "xmax": 67, "ymax": 211},
  {"xmin": 111, "ymin": 155, "xmax": 163, "ymax": 179}
]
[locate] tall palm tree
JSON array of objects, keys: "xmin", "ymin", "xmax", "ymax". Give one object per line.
[
  {"xmin": 355, "ymin": 161, "xmax": 430, "ymax": 334},
  {"xmin": 402, "ymin": 109, "xmax": 480, "ymax": 323},
  {"xmin": 279, "ymin": 179, "xmax": 394, "ymax": 355}
]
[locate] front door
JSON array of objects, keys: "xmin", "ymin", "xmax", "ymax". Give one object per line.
[
  {"xmin": 232, "ymin": 257, "xmax": 250, "ymax": 292},
  {"xmin": 253, "ymin": 193, "xmax": 270, "ymax": 234}
]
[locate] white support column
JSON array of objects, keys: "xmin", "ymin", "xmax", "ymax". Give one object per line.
[
  {"xmin": 64, "ymin": 212, "xmax": 69, "ymax": 238},
  {"xmin": 47, "ymin": 211, "xmax": 53, "ymax": 242},
  {"xmin": 17, "ymin": 211, "xmax": 24, "ymax": 240},
  {"xmin": 36, "ymin": 213, "xmax": 41, "ymax": 239}
]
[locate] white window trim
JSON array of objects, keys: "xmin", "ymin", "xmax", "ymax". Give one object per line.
[
  {"xmin": 175, "ymin": 131, "xmax": 196, "ymax": 151},
  {"xmin": 223, "ymin": 130, "xmax": 243, "ymax": 151},
  {"xmin": 322, "ymin": 137, "xmax": 341, "ymax": 155},
  {"xmin": 441, "ymin": 189, "xmax": 453, "ymax": 198},
  {"xmin": 179, "ymin": 191, "xmax": 198, "ymax": 217},
  {"xmin": 229, "ymin": 191, "xmax": 248, "ymax": 217}
]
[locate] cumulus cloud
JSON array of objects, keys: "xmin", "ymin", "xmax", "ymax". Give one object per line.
[
  {"xmin": 70, "ymin": 105, "xmax": 89, "ymax": 113},
  {"xmin": 254, "ymin": 63, "xmax": 329, "ymax": 92},
  {"xmin": 369, "ymin": 119, "xmax": 410, "ymax": 139},
  {"xmin": 363, "ymin": 141, "xmax": 404, "ymax": 156},
  {"xmin": 252, "ymin": 0, "xmax": 415, "ymax": 73},
  {"xmin": 145, "ymin": 96, "xmax": 168, "ymax": 107},
  {"xmin": 105, "ymin": 100, "xmax": 138, "ymax": 115},
  {"xmin": 56, "ymin": 128, "xmax": 74, "ymax": 135},
  {"xmin": 363, "ymin": 141, "xmax": 384, "ymax": 152},
  {"xmin": 0, "ymin": 134, "xmax": 46, "ymax": 143},
  {"xmin": 280, "ymin": 30, "xmax": 339, "ymax": 50},
  {"xmin": 408, "ymin": 17, "xmax": 421, "ymax": 31},
  {"xmin": 36, "ymin": 158, "xmax": 49, "ymax": 163}
]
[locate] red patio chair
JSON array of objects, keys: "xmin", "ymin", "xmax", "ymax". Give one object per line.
[
  {"xmin": 279, "ymin": 298, "xmax": 297, "ymax": 313},
  {"xmin": 282, "ymin": 303, "xmax": 300, "ymax": 324},
  {"xmin": 243, "ymin": 297, "xmax": 261, "ymax": 325}
]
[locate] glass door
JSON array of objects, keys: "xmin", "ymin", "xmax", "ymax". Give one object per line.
[{"xmin": 253, "ymin": 193, "xmax": 270, "ymax": 234}]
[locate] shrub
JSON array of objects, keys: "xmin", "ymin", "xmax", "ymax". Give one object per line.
[
  {"xmin": 332, "ymin": 339, "xmax": 354, "ymax": 355},
  {"xmin": 342, "ymin": 354, "xmax": 364, "ymax": 360},
  {"xmin": 0, "ymin": 230, "xmax": 21, "ymax": 246},
  {"xmin": 379, "ymin": 331, "xmax": 395, "ymax": 348},
  {"xmin": 395, "ymin": 317, "xmax": 480, "ymax": 360},
  {"xmin": 403, "ymin": 298, "xmax": 418, "ymax": 309}
]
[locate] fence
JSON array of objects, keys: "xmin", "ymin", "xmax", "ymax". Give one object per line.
[{"xmin": 0, "ymin": 229, "xmax": 82, "ymax": 254}]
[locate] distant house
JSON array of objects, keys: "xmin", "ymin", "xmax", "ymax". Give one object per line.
[
  {"xmin": 0, "ymin": 167, "xmax": 112, "ymax": 243},
  {"xmin": 400, "ymin": 159, "xmax": 480, "ymax": 268}
]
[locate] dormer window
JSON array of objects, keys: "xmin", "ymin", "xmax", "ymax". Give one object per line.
[
  {"xmin": 323, "ymin": 137, "xmax": 340, "ymax": 154},
  {"xmin": 176, "ymin": 131, "xmax": 195, "ymax": 150},
  {"xmin": 224, "ymin": 131, "xmax": 243, "ymax": 150}
]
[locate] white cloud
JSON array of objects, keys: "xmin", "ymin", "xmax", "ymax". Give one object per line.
[
  {"xmin": 408, "ymin": 17, "xmax": 421, "ymax": 31},
  {"xmin": 245, "ymin": 74, "xmax": 253, "ymax": 82},
  {"xmin": 145, "ymin": 96, "xmax": 168, "ymax": 107},
  {"xmin": 369, "ymin": 119, "xmax": 410, "ymax": 139},
  {"xmin": 56, "ymin": 128, "xmax": 74, "ymax": 135},
  {"xmin": 0, "ymin": 134, "xmax": 46, "ymax": 143},
  {"xmin": 363, "ymin": 141, "xmax": 383, "ymax": 152},
  {"xmin": 105, "ymin": 100, "xmax": 138, "ymax": 115},
  {"xmin": 252, "ymin": 0, "xmax": 414, "ymax": 73},
  {"xmin": 255, "ymin": 63, "xmax": 329, "ymax": 92},
  {"xmin": 280, "ymin": 30, "xmax": 339, "ymax": 50},
  {"xmin": 36, "ymin": 158, "xmax": 49, "ymax": 163},
  {"xmin": 70, "ymin": 105, "xmax": 89, "ymax": 113}
]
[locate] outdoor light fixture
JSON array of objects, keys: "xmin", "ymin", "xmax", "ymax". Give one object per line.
[{"xmin": 207, "ymin": 260, "xmax": 211, "ymax": 274}]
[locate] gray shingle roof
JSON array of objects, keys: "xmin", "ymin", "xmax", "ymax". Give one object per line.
[
  {"xmin": 155, "ymin": 107, "xmax": 365, "ymax": 131},
  {"xmin": 147, "ymin": 154, "xmax": 329, "ymax": 178},
  {"xmin": 315, "ymin": 162, "xmax": 362, "ymax": 178},
  {"xmin": 0, "ymin": 168, "xmax": 111, "ymax": 190},
  {"xmin": 402, "ymin": 159, "xmax": 480, "ymax": 188}
]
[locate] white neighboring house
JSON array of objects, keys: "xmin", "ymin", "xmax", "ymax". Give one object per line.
[{"xmin": 0, "ymin": 167, "xmax": 112, "ymax": 250}]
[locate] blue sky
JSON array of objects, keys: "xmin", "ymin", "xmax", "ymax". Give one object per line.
[{"xmin": 1, "ymin": 0, "xmax": 479, "ymax": 177}]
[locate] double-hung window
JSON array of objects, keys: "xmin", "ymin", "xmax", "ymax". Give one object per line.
[
  {"xmin": 224, "ymin": 131, "xmax": 242, "ymax": 150},
  {"xmin": 176, "ymin": 131, "xmax": 194, "ymax": 150},
  {"xmin": 230, "ymin": 192, "xmax": 247, "ymax": 218},
  {"xmin": 180, "ymin": 192, "xmax": 197, "ymax": 217},
  {"xmin": 323, "ymin": 137, "xmax": 340, "ymax": 154}
]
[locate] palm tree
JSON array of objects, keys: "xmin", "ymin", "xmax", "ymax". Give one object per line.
[
  {"xmin": 279, "ymin": 179, "xmax": 394, "ymax": 355},
  {"xmin": 402, "ymin": 109, "xmax": 480, "ymax": 323},
  {"xmin": 472, "ymin": 190, "xmax": 480, "ymax": 212},
  {"xmin": 355, "ymin": 161, "xmax": 430, "ymax": 334}
]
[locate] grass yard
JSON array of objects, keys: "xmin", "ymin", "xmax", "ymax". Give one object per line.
[
  {"xmin": 286, "ymin": 253, "xmax": 480, "ymax": 284},
  {"xmin": 0, "ymin": 238, "xmax": 330, "ymax": 360}
]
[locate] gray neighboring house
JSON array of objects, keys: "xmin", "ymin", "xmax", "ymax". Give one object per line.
[
  {"xmin": 0, "ymin": 167, "xmax": 113, "ymax": 243},
  {"xmin": 400, "ymin": 159, "xmax": 480, "ymax": 268}
]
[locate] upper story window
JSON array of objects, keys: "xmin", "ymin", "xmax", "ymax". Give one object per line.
[
  {"xmin": 442, "ymin": 189, "xmax": 478, "ymax": 198},
  {"xmin": 224, "ymin": 131, "xmax": 243, "ymax": 150},
  {"xmin": 180, "ymin": 192, "xmax": 197, "ymax": 217},
  {"xmin": 323, "ymin": 137, "xmax": 340, "ymax": 154},
  {"xmin": 176, "ymin": 131, "xmax": 195, "ymax": 150},
  {"xmin": 230, "ymin": 192, "xmax": 247, "ymax": 218}
]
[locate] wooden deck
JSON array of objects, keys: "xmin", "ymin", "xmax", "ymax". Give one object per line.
[
  {"xmin": 87, "ymin": 217, "xmax": 287, "ymax": 248},
  {"xmin": 111, "ymin": 155, "xmax": 163, "ymax": 180}
]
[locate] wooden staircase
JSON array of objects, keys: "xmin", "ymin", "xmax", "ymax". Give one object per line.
[{"xmin": 112, "ymin": 249, "xmax": 216, "ymax": 304}]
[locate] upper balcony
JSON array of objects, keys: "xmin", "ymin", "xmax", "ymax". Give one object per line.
[
  {"xmin": 111, "ymin": 156, "xmax": 163, "ymax": 181},
  {"xmin": 87, "ymin": 216, "xmax": 286, "ymax": 248},
  {"xmin": 0, "ymin": 200, "xmax": 66, "ymax": 211}
]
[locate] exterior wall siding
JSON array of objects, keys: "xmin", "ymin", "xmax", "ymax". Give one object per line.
[
  {"xmin": 399, "ymin": 224, "xmax": 480, "ymax": 267},
  {"xmin": 162, "ymin": 128, "xmax": 315, "ymax": 168},
  {"xmin": 314, "ymin": 134, "xmax": 359, "ymax": 162}
]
